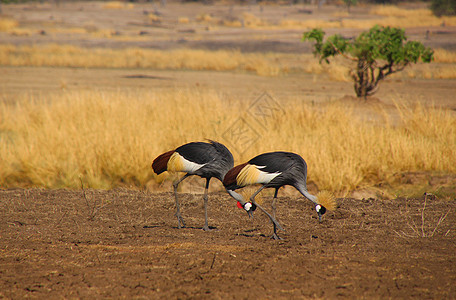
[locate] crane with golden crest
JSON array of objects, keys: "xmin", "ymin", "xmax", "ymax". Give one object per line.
[
  {"xmin": 152, "ymin": 140, "xmax": 234, "ymax": 231},
  {"xmin": 223, "ymin": 151, "xmax": 336, "ymax": 240}
]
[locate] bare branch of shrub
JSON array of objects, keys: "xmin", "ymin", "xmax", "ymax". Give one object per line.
[
  {"xmin": 79, "ymin": 177, "xmax": 109, "ymax": 221},
  {"xmin": 394, "ymin": 194, "xmax": 450, "ymax": 238}
]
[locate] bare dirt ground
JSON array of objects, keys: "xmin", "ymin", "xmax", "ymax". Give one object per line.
[
  {"xmin": 0, "ymin": 188, "xmax": 455, "ymax": 299},
  {"xmin": 1, "ymin": 1, "xmax": 456, "ymax": 299}
]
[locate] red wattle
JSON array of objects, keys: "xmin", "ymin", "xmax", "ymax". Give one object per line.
[{"xmin": 237, "ymin": 202, "xmax": 243, "ymax": 209}]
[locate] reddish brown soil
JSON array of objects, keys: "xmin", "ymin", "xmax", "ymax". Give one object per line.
[{"xmin": 1, "ymin": 189, "xmax": 455, "ymax": 299}]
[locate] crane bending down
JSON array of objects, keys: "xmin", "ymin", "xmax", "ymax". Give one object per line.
[
  {"xmin": 223, "ymin": 151, "xmax": 333, "ymax": 240},
  {"xmin": 152, "ymin": 141, "xmax": 234, "ymax": 231}
]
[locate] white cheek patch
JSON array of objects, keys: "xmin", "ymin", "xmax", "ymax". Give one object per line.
[
  {"xmin": 244, "ymin": 202, "xmax": 252, "ymax": 211},
  {"xmin": 316, "ymin": 205, "xmax": 321, "ymax": 213}
]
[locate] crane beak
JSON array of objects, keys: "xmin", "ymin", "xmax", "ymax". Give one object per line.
[{"xmin": 243, "ymin": 202, "xmax": 256, "ymax": 218}]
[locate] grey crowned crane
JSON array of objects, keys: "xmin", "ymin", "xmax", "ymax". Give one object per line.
[
  {"xmin": 152, "ymin": 140, "xmax": 234, "ymax": 231},
  {"xmin": 223, "ymin": 151, "xmax": 336, "ymax": 240}
]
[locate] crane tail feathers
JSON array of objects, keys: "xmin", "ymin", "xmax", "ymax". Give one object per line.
[{"xmin": 152, "ymin": 150, "xmax": 175, "ymax": 175}]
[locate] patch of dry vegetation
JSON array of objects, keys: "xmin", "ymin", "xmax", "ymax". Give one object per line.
[
  {"xmin": 397, "ymin": 64, "xmax": 456, "ymax": 80},
  {"xmin": 434, "ymin": 48, "xmax": 456, "ymax": 63},
  {"xmin": 1, "ymin": 89, "xmax": 455, "ymax": 194},
  {"xmin": 394, "ymin": 194, "xmax": 451, "ymax": 238},
  {"xmin": 369, "ymin": 5, "xmax": 430, "ymax": 17},
  {"xmin": 279, "ymin": 19, "xmax": 342, "ymax": 29},
  {"xmin": 280, "ymin": 5, "xmax": 456, "ymax": 29},
  {"xmin": 0, "ymin": 18, "xmax": 18, "ymax": 32},
  {"xmin": 102, "ymin": 1, "xmax": 134, "ymax": 10},
  {"xmin": 432, "ymin": 65, "xmax": 456, "ymax": 79},
  {"xmin": 0, "ymin": 44, "xmax": 291, "ymax": 76},
  {"xmin": 366, "ymin": 5, "xmax": 456, "ymax": 27},
  {"xmin": 196, "ymin": 12, "xmax": 267, "ymax": 28},
  {"xmin": 1, "ymin": 44, "xmax": 455, "ymax": 79}
]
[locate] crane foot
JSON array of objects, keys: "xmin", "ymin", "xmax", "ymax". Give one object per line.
[
  {"xmin": 176, "ymin": 214, "xmax": 186, "ymax": 228},
  {"xmin": 271, "ymin": 233, "xmax": 283, "ymax": 240}
]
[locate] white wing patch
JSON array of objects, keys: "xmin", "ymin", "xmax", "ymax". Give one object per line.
[
  {"xmin": 256, "ymin": 168, "xmax": 281, "ymax": 184},
  {"xmin": 168, "ymin": 152, "xmax": 206, "ymax": 173},
  {"xmin": 181, "ymin": 155, "xmax": 206, "ymax": 173}
]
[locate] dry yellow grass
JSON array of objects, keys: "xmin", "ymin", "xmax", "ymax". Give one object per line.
[
  {"xmin": 196, "ymin": 13, "xmax": 214, "ymax": 23},
  {"xmin": 103, "ymin": 1, "xmax": 134, "ymax": 10},
  {"xmin": 148, "ymin": 13, "xmax": 162, "ymax": 23},
  {"xmin": 367, "ymin": 5, "xmax": 456, "ymax": 27},
  {"xmin": 342, "ymin": 14, "xmax": 456, "ymax": 29},
  {"xmin": 240, "ymin": 12, "xmax": 268, "ymax": 28},
  {"xmin": 196, "ymin": 12, "xmax": 268, "ymax": 28},
  {"xmin": 431, "ymin": 65, "xmax": 456, "ymax": 79},
  {"xmin": 280, "ymin": 5, "xmax": 456, "ymax": 29},
  {"xmin": 434, "ymin": 48, "xmax": 456, "ymax": 63},
  {"xmin": 1, "ymin": 89, "xmax": 455, "ymax": 194},
  {"xmin": 2, "ymin": 44, "xmax": 454, "ymax": 80},
  {"xmin": 401, "ymin": 64, "xmax": 456, "ymax": 80},
  {"xmin": 193, "ymin": 5, "xmax": 456, "ymax": 30},
  {"xmin": 178, "ymin": 17, "xmax": 190, "ymax": 24},
  {"xmin": 279, "ymin": 19, "xmax": 342, "ymax": 29},
  {"xmin": 0, "ymin": 18, "xmax": 19, "ymax": 32},
  {"xmin": 0, "ymin": 44, "xmax": 293, "ymax": 76},
  {"xmin": 369, "ymin": 5, "xmax": 431, "ymax": 18},
  {"xmin": 327, "ymin": 64, "xmax": 351, "ymax": 82}
]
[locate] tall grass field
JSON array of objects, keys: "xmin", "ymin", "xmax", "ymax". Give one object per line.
[
  {"xmin": 1, "ymin": 89, "xmax": 455, "ymax": 195},
  {"xmin": 1, "ymin": 44, "xmax": 456, "ymax": 79}
]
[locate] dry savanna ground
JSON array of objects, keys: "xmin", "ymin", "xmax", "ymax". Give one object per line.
[
  {"xmin": 1, "ymin": 1, "xmax": 456, "ymax": 299},
  {"xmin": 1, "ymin": 189, "xmax": 455, "ymax": 299}
]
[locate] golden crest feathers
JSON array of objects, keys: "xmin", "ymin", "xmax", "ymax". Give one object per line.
[{"xmin": 317, "ymin": 190, "xmax": 337, "ymax": 211}]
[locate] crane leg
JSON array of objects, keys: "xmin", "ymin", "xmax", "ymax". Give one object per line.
[
  {"xmin": 173, "ymin": 173, "xmax": 190, "ymax": 229},
  {"xmin": 202, "ymin": 178, "xmax": 211, "ymax": 231},
  {"xmin": 272, "ymin": 188, "xmax": 279, "ymax": 219},
  {"xmin": 250, "ymin": 186, "xmax": 284, "ymax": 239},
  {"xmin": 271, "ymin": 188, "xmax": 282, "ymax": 240}
]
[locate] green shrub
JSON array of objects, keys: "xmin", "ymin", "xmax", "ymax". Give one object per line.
[{"xmin": 303, "ymin": 25, "xmax": 434, "ymax": 98}]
